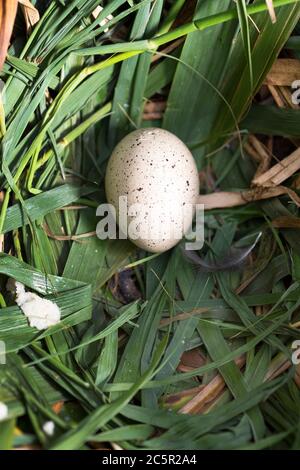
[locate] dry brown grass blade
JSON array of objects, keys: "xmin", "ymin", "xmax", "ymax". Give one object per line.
[
  {"xmin": 0, "ymin": 0, "xmax": 18, "ymax": 70},
  {"xmin": 252, "ymin": 147, "xmax": 300, "ymax": 187},
  {"xmin": 19, "ymin": 0, "xmax": 39, "ymax": 32},
  {"xmin": 161, "ymin": 385, "xmax": 205, "ymax": 409},
  {"xmin": 244, "ymin": 135, "xmax": 272, "ymax": 179},
  {"xmin": 278, "ymin": 85, "xmax": 299, "ymax": 109},
  {"xmin": 58, "ymin": 204, "xmax": 89, "ymax": 211},
  {"xmin": 151, "ymin": 38, "xmax": 185, "ymax": 63},
  {"xmin": 198, "ymin": 186, "xmax": 300, "ymax": 209},
  {"xmin": 266, "ymin": 0, "xmax": 277, "ymax": 23},
  {"xmin": 267, "ymin": 83, "xmax": 299, "ymax": 109},
  {"xmin": 272, "ymin": 215, "xmax": 300, "ymax": 228},
  {"xmin": 0, "ymin": 191, "xmax": 4, "ymax": 252},
  {"xmin": 265, "ymin": 59, "xmax": 300, "ymax": 109},
  {"xmin": 198, "ymin": 191, "xmax": 248, "ymax": 209},
  {"xmin": 160, "ymin": 308, "xmax": 208, "ymax": 327},
  {"xmin": 200, "ymin": 186, "xmax": 300, "ymax": 208},
  {"xmin": 264, "ymin": 59, "xmax": 300, "ymax": 86},
  {"xmin": 274, "ymin": 186, "xmax": 300, "ymax": 206},
  {"xmin": 264, "ymin": 354, "xmax": 291, "ymax": 382},
  {"xmin": 190, "ymin": 351, "xmax": 298, "ymax": 416},
  {"xmin": 179, "ymin": 374, "xmax": 227, "ymax": 415},
  {"xmin": 179, "ymin": 356, "xmax": 245, "ymax": 415},
  {"xmin": 267, "ymin": 84, "xmax": 287, "ymax": 108},
  {"xmin": 295, "ymin": 365, "xmax": 300, "ymax": 389}
]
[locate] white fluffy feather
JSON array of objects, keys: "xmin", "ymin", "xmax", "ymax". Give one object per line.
[{"xmin": 7, "ymin": 279, "xmax": 61, "ymax": 331}]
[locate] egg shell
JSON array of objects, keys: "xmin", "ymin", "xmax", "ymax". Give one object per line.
[{"xmin": 105, "ymin": 128, "xmax": 199, "ymax": 253}]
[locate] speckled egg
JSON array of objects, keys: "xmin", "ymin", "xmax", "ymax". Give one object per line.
[{"xmin": 105, "ymin": 128, "xmax": 199, "ymax": 253}]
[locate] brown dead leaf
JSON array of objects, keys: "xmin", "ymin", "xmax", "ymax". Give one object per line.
[
  {"xmin": 0, "ymin": 0, "xmax": 18, "ymax": 70},
  {"xmin": 19, "ymin": 0, "xmax": 39, "ymax": 32},
  {"xmin": 43, "ymin": 223, "xmax": 96, "ymax": 241}
]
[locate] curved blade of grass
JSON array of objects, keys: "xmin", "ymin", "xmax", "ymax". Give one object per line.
[{"xmin": 51, "ymin": 335, "xmax": 168, "ymax": 450}]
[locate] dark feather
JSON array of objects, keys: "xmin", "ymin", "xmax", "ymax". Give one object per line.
[{"xmin": 181, "ymin": 232, "xmax": 262, "ymax": 272}]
